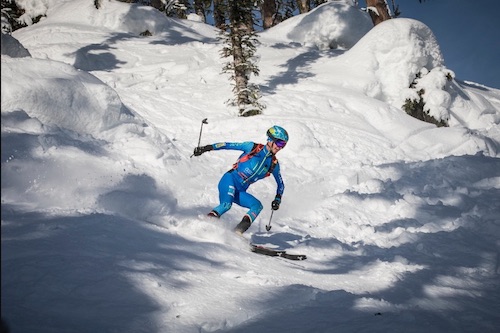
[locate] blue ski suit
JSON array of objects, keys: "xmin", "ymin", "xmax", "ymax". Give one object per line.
[{"xmin": 209, "ymin": 141, "xmax": 285, "ymax": 222}]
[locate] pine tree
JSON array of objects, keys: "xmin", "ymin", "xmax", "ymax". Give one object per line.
[
  {"xmin": 1, "ymin": 0, "xmax": 27, "ymax": 32},
  {"xmin": 219, "ymin": 0, "xmax": 264, "ymax": 116}
]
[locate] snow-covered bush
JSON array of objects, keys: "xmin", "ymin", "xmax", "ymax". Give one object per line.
[{"xmin": 402, "ymin": 67, "xmax": 454, "ymax": 127}]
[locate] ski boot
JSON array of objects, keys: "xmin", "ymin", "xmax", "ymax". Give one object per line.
[
  {"xmin": 234, "ymin": 215, "xmax": 251, "ymax": 235},
  {"xmin": 207, "ymin": 210, "xmax": 220, "ymax": 218}
]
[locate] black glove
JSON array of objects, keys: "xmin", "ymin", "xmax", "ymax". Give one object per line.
[
  {"xmin": 193, "ymin": 145, "xmax": 213, "ymax": 156},
  {"xmin": 271, "ymin": 197, "xmax": 281, "ymax": 210}
]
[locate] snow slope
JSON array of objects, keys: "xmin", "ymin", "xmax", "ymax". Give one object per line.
[{"xmin": 2, "ymin": 1, "xmax": 500, "ymax": 332}]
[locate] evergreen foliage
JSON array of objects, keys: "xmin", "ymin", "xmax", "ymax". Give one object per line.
[
  {"xmin": 218, "ymin": 0, "xmax": 264, "ymax": 116},
  {"xmin": 402, "ymin": 72, "xmax": 450, "ymax": 128},
  {"xmin": 1, "ymin": 0, "xmax": 32, "ymax": 32}
]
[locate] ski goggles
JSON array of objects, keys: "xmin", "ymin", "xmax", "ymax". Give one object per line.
[{"xmin": 273, "ymin": 139, "xmax": 287, "ymax": 148}]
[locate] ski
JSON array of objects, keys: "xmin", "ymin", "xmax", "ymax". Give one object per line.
[{"xmin": 250, "ymin": 244, "xmax": 307, "ymax": 261}]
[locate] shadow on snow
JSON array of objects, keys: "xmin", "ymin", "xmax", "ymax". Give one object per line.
[
  {"xmin": 218, "ymin": 153, "xmax": 500, "ymax": 332},
  {"xmin": 1, "ymin": 206, "xmax": 225, "ymax": 333}
]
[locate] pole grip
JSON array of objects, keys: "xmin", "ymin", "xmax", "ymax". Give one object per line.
[{"xmin": 191, "ymin": 118, "xmax": 208, "ymax": 158}]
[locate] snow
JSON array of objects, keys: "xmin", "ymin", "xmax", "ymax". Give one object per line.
[
  {"xmin": 1, "ymin": 1, "xmax": 500, "ymax": 332},
  {"xmin": 262, "ymin": 1, "xmax": 373, "ymax": 50}
]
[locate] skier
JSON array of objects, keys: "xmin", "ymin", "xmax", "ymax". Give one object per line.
[{"xmin": 193, "ymin": 125, "xmax": 288, "ymax": 234}]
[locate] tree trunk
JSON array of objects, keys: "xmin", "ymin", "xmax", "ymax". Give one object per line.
[
  {"xmin": 296, "ymin": 0, "xmax": 310, "ymax": 14},
  {"xmin": 193, "ymin": 0, "xmax": 206, "ymax": 22},
  {"xmin": 149, "ymin": 0, "xmax": 163, "ymax": 10},
  {"xmin": 262, "ymin": 0, "xmax": 277, "ymax": 30},
  {"xmin": 213, "ymin": 0, "xmax": 225, "ymax": 29},
  {"xmin": 366, "ymin": 0, "xmax": 391, "ymax": 26},
  {"xmin": 231, "ymin": 22, "xmax": 250, "ymax": 109},
  {"xmin": 228, "ymin": 2, "xmax": 249, "ymax": 108}
]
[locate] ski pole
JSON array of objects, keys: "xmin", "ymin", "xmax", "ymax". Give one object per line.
[
  {"xmin": 190, "ymin": 118, "xmax": 208, "ymax": 158},
  {"xmin": 265, "ymin": 210, "xmax": 274, "ymax": 231}
]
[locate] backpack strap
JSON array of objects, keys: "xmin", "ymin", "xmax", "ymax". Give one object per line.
[
  {"xmin": 233, "ymin": 143, "xmax": 262, "ymax": 166},
  {"xmin": 267, "ymin": 156, "xmax": 278, "ymax": 177},
  {"xmin": 231, "ymin": 143, "xmax": 277, "ymax": 177}
]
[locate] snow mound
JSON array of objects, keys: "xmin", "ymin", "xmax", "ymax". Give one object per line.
[
  {"xmin": 261, "ymin": 1, "xmax": 372, "ymax": 49},
  {"xmin": 346, "ymin": 18, "xmax": 447, "ymax": 106},
  {"xmin": 1, "ymin": 57, "xmax": 135, "ymax": 137}
]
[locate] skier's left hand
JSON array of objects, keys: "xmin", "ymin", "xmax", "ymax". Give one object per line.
[{"xmin": 271, "ymin": 199, "xmax": 280, "ymax": 210}]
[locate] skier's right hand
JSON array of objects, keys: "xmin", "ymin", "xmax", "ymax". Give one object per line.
[{"xmin": 193, "ymin": 144, "xmax": 213, "ymax": 156}]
